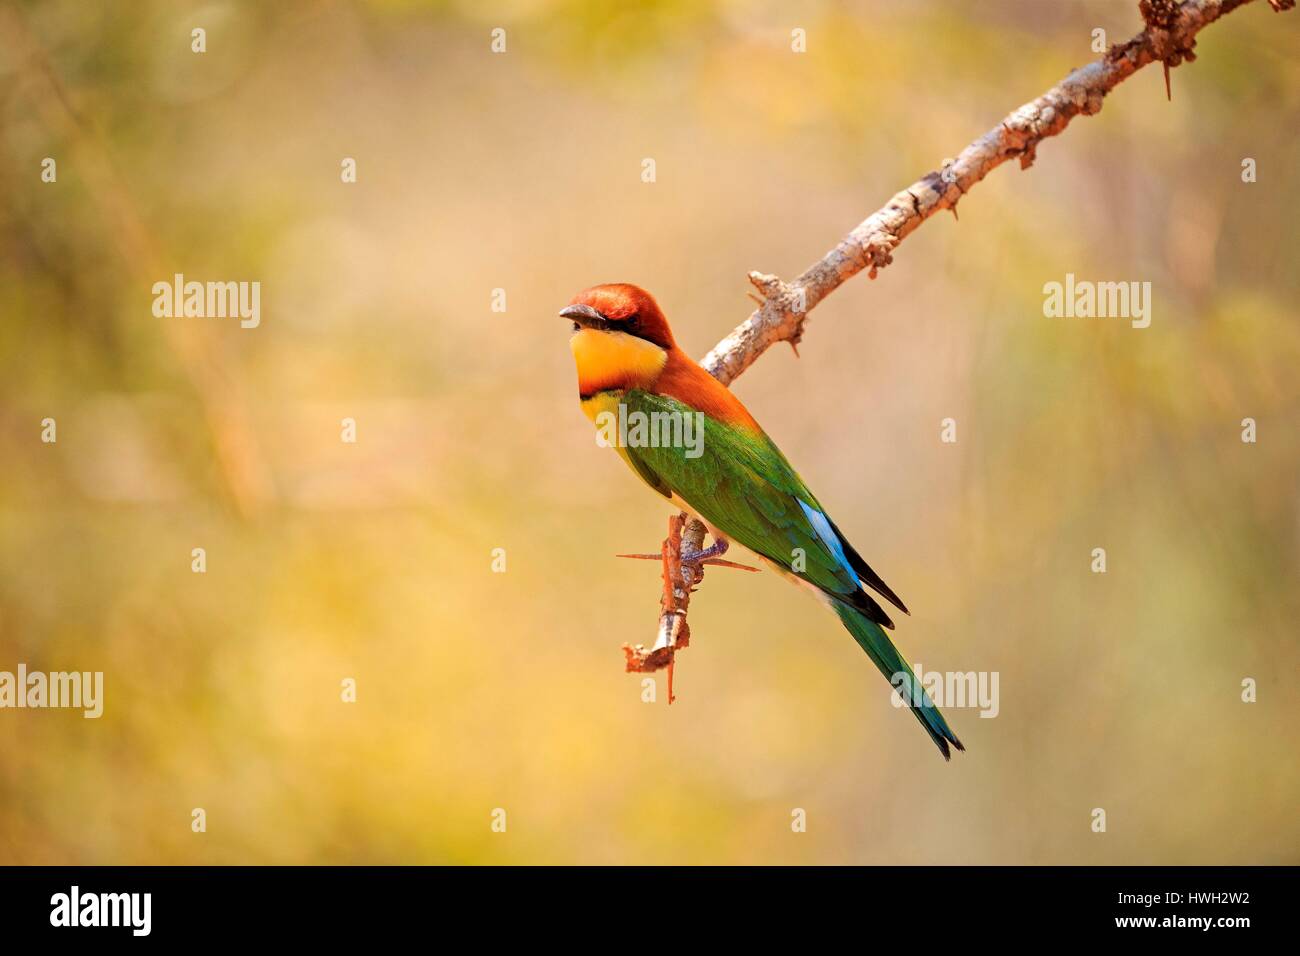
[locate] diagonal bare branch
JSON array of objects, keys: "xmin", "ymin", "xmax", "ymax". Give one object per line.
[
  {"xmin": 629, "ymin": 0, "xmax": 1292, "ymax": 693},
  {"xmin": 701, "ymin": 0, "xmax": 1290, "ymax": 387}
]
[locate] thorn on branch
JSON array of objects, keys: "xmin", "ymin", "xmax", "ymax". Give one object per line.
[
  {"xmin": 701, "ymin": 558, "xmax": 760, "ymax": 573},
  {"xmin": 1139, "ymin": 0, "xmax": 1204, "ymax": 103}
]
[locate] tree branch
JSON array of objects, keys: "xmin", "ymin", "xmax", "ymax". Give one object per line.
[
  {"xmin": 619, "ymin": 513, "xmax": 757, "ymax": 701},
  {"xmin": 702, "ymin": 0, "xmax": 1290, "ymax": 386},
  {"xmin": 628, "ymin": 0, "xmax": 1292, "ymax": 696}
]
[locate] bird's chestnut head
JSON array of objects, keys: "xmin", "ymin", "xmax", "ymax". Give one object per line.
[{"xmin": 559, "ymin": 284, "xmax": 676, "ymax": 350}]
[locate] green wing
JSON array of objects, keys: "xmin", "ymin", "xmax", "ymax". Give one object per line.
[
  {"xmin": 619, "ymin": 390, "xmax": 962, "ymax": 758},
  {"xmin": 619, "ymin": 389, "xmax": 896, "ymax": 627}
]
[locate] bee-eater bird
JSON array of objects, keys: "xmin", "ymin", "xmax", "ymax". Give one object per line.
[{"xmin": 562, "ymin": 283, "xmax": 964, "ymax": 759}]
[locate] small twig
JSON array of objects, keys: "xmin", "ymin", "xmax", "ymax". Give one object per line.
[
  {"xmin": 620, "ymin": 514, "xmax": 756, "ymax": 702},
  {"xmin": 617, "ymin": 551, "xmax": 757, "ymax": 572}
]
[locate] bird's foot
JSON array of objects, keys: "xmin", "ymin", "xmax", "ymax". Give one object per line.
[
  {"xmin": 680, "ymin": 537, "xmax": 728, "ymax": 566},
  {"xmin": 678, "ymin": 537, "xmax": 730, "ymax": 587},
  {"xmin": 617, "ymin": 535, "xmax": 755, "ymax": 578}
]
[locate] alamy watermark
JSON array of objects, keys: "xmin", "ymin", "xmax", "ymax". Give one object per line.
[
  {"xmin": 594, "ymin": 402, "xmax": 704, "ymax": 459},
  {"xmin": 891, "ymin": 663, "xmax": 999, "ymax": 718},
  {"xmin": 1043, "ymin": 273, "xmax": 1151, "ymax": 328},
  {"xmin": 0, "ymin": 664, "xmax": 103, "ymax": 718},
  {"xmin": 152, "ymin": 273, "xmax": 260, "ymax": 328},
  {"xmin": 50, "ymin": 886, "xmax": 150, "ymax": 936}
]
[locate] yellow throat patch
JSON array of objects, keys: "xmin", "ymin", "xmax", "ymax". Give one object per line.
[{"xmin": 570, "ymin": 328, "xmax": 667, "ymax": 400}]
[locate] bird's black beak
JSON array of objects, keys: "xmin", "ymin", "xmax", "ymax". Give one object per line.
[{"xmin": 560, "ymin": 303, "xmax": 608, "ymax": 330}]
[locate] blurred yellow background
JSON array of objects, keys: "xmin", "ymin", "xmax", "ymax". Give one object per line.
[{"xmin": 1, "ymin": 0, "xmax": 1297, "ymax": 864}]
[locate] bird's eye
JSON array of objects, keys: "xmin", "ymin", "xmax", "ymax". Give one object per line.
[{"xmin": 626, "ymin": 314, "xmax": 640, "ymax": 329}]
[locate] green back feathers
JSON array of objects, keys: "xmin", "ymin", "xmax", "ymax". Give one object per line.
[
  {"xmin": 620, "ymin": 391, "xmax": 854, "ymax": 593},
  {"xmin": 613, "ymin": 389, "xmax": 963, "ymax": 758}
]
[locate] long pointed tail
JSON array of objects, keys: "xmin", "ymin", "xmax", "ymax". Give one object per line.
[{"xmin": 833, "ymin": 602, "xmax": 965, "ymax": 760}]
